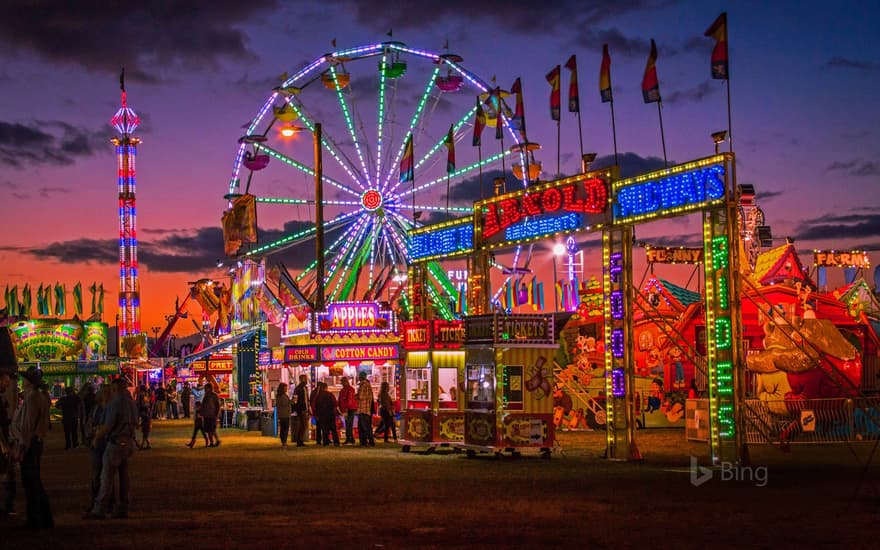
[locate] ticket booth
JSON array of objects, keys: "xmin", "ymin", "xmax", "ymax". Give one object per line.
[
  {"xmin": 461, "ymin": 314, "xmax": 557, "ymax": 458},
  {"xmin": 399, "ymin": 320, "xmax": 466, "ymax": 452}
]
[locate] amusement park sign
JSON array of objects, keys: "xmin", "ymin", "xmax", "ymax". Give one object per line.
[
  {"xmin": 645, "ymin": 246, "xmax": 704, "ymax": 264},
  {"xmin": 813, "ymin": 250, "xmax": 870, "ymax": 268},
  {"xmin": 612, "ymin": 156, "xmax": 729, "ymax": 224},
  {"xmin": 313, "ymin": 301, "xmax": 397, "ymax": 336},
  {"xmin": 477, "ymin": 172, "xmax": 611, "ymax": 249}
]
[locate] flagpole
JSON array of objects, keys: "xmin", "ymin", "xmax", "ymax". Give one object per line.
[
  {"xmin": 556, "ymin": 119, "xmax": 561, "ymax": 177},
  {"xmin": 500, "ymin": 123, "xmax": 506, "ymax": 193},
  {"xmin": 446, "ymin": 172, "xmax": 450, "ymax": 212},
  {"xmin": 478, "ymin": 144, "xmax": 484, "ymax": 199},
  {"xmin": 726, "ymin": 80, "xmax": 733, "ymax": 153},
  {"xmin": 576, "ymin": 109, "xmax": 584, "ymax": 163},
  {"xmin": 609, "ymin": 101, "xmax": 619, "ymax": 165},
  {"xmin": 657, "ymin": 101, "xmax": 668, "ymax": 167}
]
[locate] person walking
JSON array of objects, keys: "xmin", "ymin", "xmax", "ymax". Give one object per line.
[
  {"xmin": 356, "ymin": 372, "xmax": 375, "ymax": 447},
  {"xmin": 315, "ymin": 382, "xmax": 340, "ymax": 446},
  {"xmin": 185, "ymin": 402, "xmax": 208, "ymax": 448},
  {"xmin": 338, "ymin": 377, "xmax": 357, "ymax": 445},
  {"xmin": 135, "ymin": 386, "xmax": 152, "ymax": 450},
  {"xmin": 292, "ymin": 374, "xmax": 310, "ymax": 447},
  {"xmin": 10, "ymin": 366, "xmax": 53, "ymax": 528},
  {"xmin": 200, "ymin": 383, "xmax": 221, "ymax": 448},
  {"xmin": 275, "ymin": 383, "xmax": 291, "ymax": 448},
  {"xmin": 85, "ymin": 384, "xmax": 113, "ymax": 513},
  {"xmin": 377, "ymin": 382, "xmax": 397, "ymax": 443},
  {"xmin": 79, "ymin": 381, "xmax": 96, "ymax": 443},
  {"xmin": 84, "ymin": 378, "xmax": 138, "ymax": 520},
  {"xmin": 56, "ymin": 386, "xmax": 83, "ymax": 449},
  {"xmin": 181, "ymin": 382, "xmax": 192, "ymax": 419},
  {"xmin": 310, "ymin": 382, "xmax": 324, "ymax": 445}
]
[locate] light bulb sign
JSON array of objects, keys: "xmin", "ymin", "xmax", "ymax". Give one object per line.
[
  {"xmin": 645, "ymin": 246, "xmax": 704, "ymax": 264},
  {"xmin": 313, "ymin": 301, "xmax": 396, "ymax": 336},
  {"xmin": 477, "ymin": 173, "xmax": 611, "ymax": 249},
  {"xmin": 813, "ymin": 250, "xmax": 870, "ymax": 268},
  {"xmin": 612, "ymin": 156, "xmax": 728, "ymax": 224},
  {"xmin": 409, "ymin": 217, "xmax": 474, "ymax": 262}
]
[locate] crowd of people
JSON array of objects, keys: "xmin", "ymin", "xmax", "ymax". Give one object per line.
[{"xmin": 272, "ymin": 371, "xmax": 398, "ymax": 449}]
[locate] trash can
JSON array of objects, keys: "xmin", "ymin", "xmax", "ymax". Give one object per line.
[
  {"xmin": 246, "ymin": 409, "xmax": 261, "ymax": 431},
  {"xmin": 261, "ymin": 411, "xmax": 276, "ymax": 436}
]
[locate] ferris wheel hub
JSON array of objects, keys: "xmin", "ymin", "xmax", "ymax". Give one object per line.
[{"xmin": 361, "ymin": 189, "xmax": 383, "ymax": 212}]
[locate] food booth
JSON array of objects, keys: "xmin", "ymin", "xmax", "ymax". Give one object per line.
[
  {"xmin": 399, "ymin": 320, "xmax": 466, "ymax": 452},
  {"xmin": 461, "ymin": 313, "xmax": 557, "ymax": 457}
]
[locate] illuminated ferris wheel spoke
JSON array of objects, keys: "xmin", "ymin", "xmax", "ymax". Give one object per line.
[
  {"xmin": 366, "ymin": 220, "xmax": 381, "ymax": 293},
  {"xmin": 393, "ymin": 203, "xmax": 472, "ymax": 213},
  {"xmin": 253, "ymin": 143, "xmax": 361, "ymax": 198},
  {"xmin": 426, "ymin": 260, "xmax": 459, "ymax": 298},
  {"xmin": 413, "ymin": 107, "xmax": 475, "ymax": 173},
  {"xmin": 294, "ymin": 224, "xmax": 352, "ymax": 289},
  {"xmin": 270, "ymin": 97, "xmax": 368, "ymax": 193},
  {"xmin": 244, "ymin": 210, "xmax": 359, "ymax": 257},
  {"xmin": 329, "ymin": 66, "xmax": 371, "ymax": 189},
  {"xmin": 397, "ymin": 150, "xmax": 511, "ymax": 201},
  {"xmin": 375, "ymin": 53, "xmax": 388, "ymax": 186},
  {"xmin": 379, "ymin": 66, "xmax": 441, "ymax": 194},
  {"xmin": 327, "ymin": 216, "xmax": 373, "ymax": 300}
]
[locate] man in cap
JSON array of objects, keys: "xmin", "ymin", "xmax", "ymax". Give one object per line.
[{"xmin": 10, "ymin": 365, "xmax": 53, "ymax": 528}]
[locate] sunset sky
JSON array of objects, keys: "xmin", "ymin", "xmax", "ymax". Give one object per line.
[{"xmin": 1, "ymin": 0, "xmax": 878, "ymax": 336}]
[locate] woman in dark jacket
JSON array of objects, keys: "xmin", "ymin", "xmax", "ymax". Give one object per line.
[{"xmin": 314, "ymin": 382, "xmax": 340, "ymax": 447}]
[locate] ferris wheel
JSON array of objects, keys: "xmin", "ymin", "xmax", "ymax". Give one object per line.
[{"xmin": 226, "ymin": 41, "xmax": 528, "ymax": 319}]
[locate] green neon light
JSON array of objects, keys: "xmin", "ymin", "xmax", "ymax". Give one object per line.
[
  {"xmin": 712, "ymin": 235, "xmax": 729, "ymax": 270},
  {"xmin": 330, "ymin": 65, "xmax": 371, "ymax": 188},
  {"xmin": 245, "ymin": 211, "xmax": 357, "ymax": 256},
  {"xmin": 381, "ymin": 66, "xmax": 440, "ymax": 191},
  {"xmin": 413, "ymin": 106, "xmax": 476, "ymax": 171},
  {"xmin": 717, "ymin": 274, "xmax": 729, "ymax": 310},
  {"xmin": 426, "ymin": 260, "xmax": 457, "ymax": 297},
  {"xmin": 254, "ymin": 143, "xmax": 358, "ymax": 198},
  {"xmin": 376, "ymin": 54, "xmax": 387, "ymax": 185},
  {"xmin": 400, "ymin": 151, "xmax": 509, "ymax": 198},
  {"xmin": 716, "ymin": 316, "xmax": 732, "ymax": 349}
]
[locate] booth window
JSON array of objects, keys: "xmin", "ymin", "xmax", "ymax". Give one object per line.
[{"xmin": 466, "ymin": 365, "xmax": 495, "ymax": 410}]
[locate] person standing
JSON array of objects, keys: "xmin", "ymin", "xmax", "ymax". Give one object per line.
[
  {"xmin": 181, "ymin": 382, "xmax": 192, "ymax": 419},
  {"xmin": 315, "ymin": 382, "xmax": 340, "ymax": 446},
  {"xmin": 356, "ymin": 372, "xmax": 375, "ymax": 447},
  {"xmin": 200, "ymin": 383, "xmax": 221, "ymax": 448},
  {"xmin": 155, "ymin": 384, "xmax": 166, "ymax": 420},
  {"xmin": 377, "ymin": 382, "xmax": 397, "ymax": 443},
  {"xmin": 292, "ymin": 374, "xmax": 310, "ymax": 447},
  {"xmin": 10, "ymin": 366, "xmax": 53, "ymax": 528},
  {"xmin": 0, "ymin": 370, "xmax": 15, "ymax": 519},
  {"xmin": 338, "ymin": 376, "xmax": 357, "ymax": 445},
  {"xmin": 85, "ymin": 384, "xmax": 113, "ymax": 513},
  {"xmin": 167, "ymin": 383, "xmax": 179, "ymax": 420},
  {"xmin": 84, "ymin": 378, "xmax": 138, "ymax": 520},
  {"xmin": 185, "ymin": 402, "xmax": 208, "ymax": 448},
  {"xmin": 56, "ymin": 386, "xmax": 83, "ymax": 450},
  {"xmin": 275, "ymin": 383, "xmax": 291, "ymax": 448},
  {"xmin": 79, "ymin": 381, "xmax": 96, "ymax": 443}
]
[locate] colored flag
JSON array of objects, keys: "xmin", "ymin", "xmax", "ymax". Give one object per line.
[
  {"xmin": 98, "ymin": 284, "xmax": 104, "ymax": 314},
  {"xmin": 44, "ymin": 284, "xmax": 52, "ymax": 316},
  {"xmin": 22, "ymin": 284, "xmax": 31, "ymax": 318},
  {"xmin": 510, "ymin": 77, "xmax": 526, "ymax": 139},
  {"xmin": 473, "ymin": 97, "xmax": 486, "ymax": 147},
  {"xmin": 642, "ymin": 39, "xmax": 661, "ymax": 103},
  {"xmin": 444, "ymin": 124, "xmax": 455, "ymax": 174},
  {"xmin": 399, "ymin": 133, "xmax": 414, "ymax": 183},
  {"xmin": 494, "ymin": 87, "xmax": 503, "ymax": 140},
  {"xmin": 73, "ymin": 282, "xmax": 83, "ymax": 316},
  {"xmin": 9, "ymin": 286, "xmax": 18, "ymax": 317},
  {"xmin": 90, "ymin": 282, "xmax": 97, "ymax": 314},
  {"xmin": 600, "ymin": 44, "xmax": 613, "ymax": 103},
  {"xmin": 704, "ymin": 12, "xmax": 729, "ymax": 80},
  {"xmin": 54, "ymin": 283, "xmax": 64, "ymax": 316},
  {"xmin": 37, "ymin": 283, "xmax": 44, "ymax": 316},
  {"xmin": 331, "ymin": 38, "xmax": 337, "ymax": 48},
  {"xmin": 565, "ymin": 55, "xmax": 579, "ymax": 112},
  {"xmin": 546, "ymin": 65, "xmax": 561, "ymax": 121}
]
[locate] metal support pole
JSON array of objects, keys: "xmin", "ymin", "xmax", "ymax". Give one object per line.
[{"xmin": 314, "ymin": 123, "xmax": 325, "ymax": 311}]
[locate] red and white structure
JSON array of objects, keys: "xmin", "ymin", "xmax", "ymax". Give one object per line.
[{"xmin": 111, "ymin": 70, "xmax": 141, "ymax": 337}]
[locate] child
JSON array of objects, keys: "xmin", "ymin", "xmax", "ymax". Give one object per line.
[
  {"xmin": 138, "ymin": 402, "xmax": 152, "ymax": 450},
  {"xmin": 186, "ymin": 402, "xmax": 208, "ymax": 448}
]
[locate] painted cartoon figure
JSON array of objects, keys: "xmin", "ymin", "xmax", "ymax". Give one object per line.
[
  {"xmin": 667, "ymin": 346, "xmax": 685, "ymax": 389},
  {"xmin": 645, "ymin": 378, "xmax": 664, "ymax": 413}
]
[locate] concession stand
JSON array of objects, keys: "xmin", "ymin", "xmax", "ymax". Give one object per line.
[
  {"xmin": 461, "ymin": 313, "xmax": 557, "ymax": 457},
  {"xmin": 399, "ymin": 320, "xmax": 467, "ymax": 452}
]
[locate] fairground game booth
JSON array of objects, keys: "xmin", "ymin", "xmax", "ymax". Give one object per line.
[
  {"xmin": 8, "ymin": 319, "xmax": 118, "ymax": 398},
  {"xmin": 461, "ymin": 313, "xmax": 557, "ymax": 458},
  {"xmin": 399, "ymin": 320, "xmax": 466, "ymax": 451}
]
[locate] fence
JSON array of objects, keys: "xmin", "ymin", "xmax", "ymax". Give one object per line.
[{"xmin": 742, "ymin": 397, "xmax": 880, "ymax": 445}]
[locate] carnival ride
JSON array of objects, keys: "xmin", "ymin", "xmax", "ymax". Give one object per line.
[{"xmin": 225, "ymin": 42, "xmax": 535, "ymax": 320}]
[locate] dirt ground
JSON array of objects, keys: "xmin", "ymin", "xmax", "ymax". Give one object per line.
[{"xmin": 3, "ymin": 420, "xmax": 878, "ymax": 549}]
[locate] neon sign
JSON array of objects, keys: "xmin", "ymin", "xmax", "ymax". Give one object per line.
[
  {"xmin": 433, "ymin": 320, "xmax": 465, "ymax": 349},
  {"xmin": 314, "ymin": 302, "xmax": 396, "ymax": 335},
  {"xmin": 482, "ymin": 177, "xmax": 607, "ymax": 240},
  {"xmin": 613, "ymin": 159, "xmax": 726, "ymax": 223},
  {"xmin": 284, "ymin": 346, "xmax": 318, "ymax": 363},
  {"xmin": 410, "ymin": 218, "xmax": 474, "ymax": 261},
  {"xmin": 320, "ymin": 345, "xmax": 398, "ymax": 361},
  {"xmin": 402, "ymin": 321, "xmax": 431, "ymax": 350},
  {"xmin": 645, "ymin": 246, "xmax": 704, "ymax": 264},
  {"xmin": 813, "ymin": 250, "xmax": 870, "ymax": 268}
]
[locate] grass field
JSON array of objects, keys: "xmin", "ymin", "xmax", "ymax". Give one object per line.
[{"xmin": 3, "ymin": 419, "xmax": 878, "ymax": 549}]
